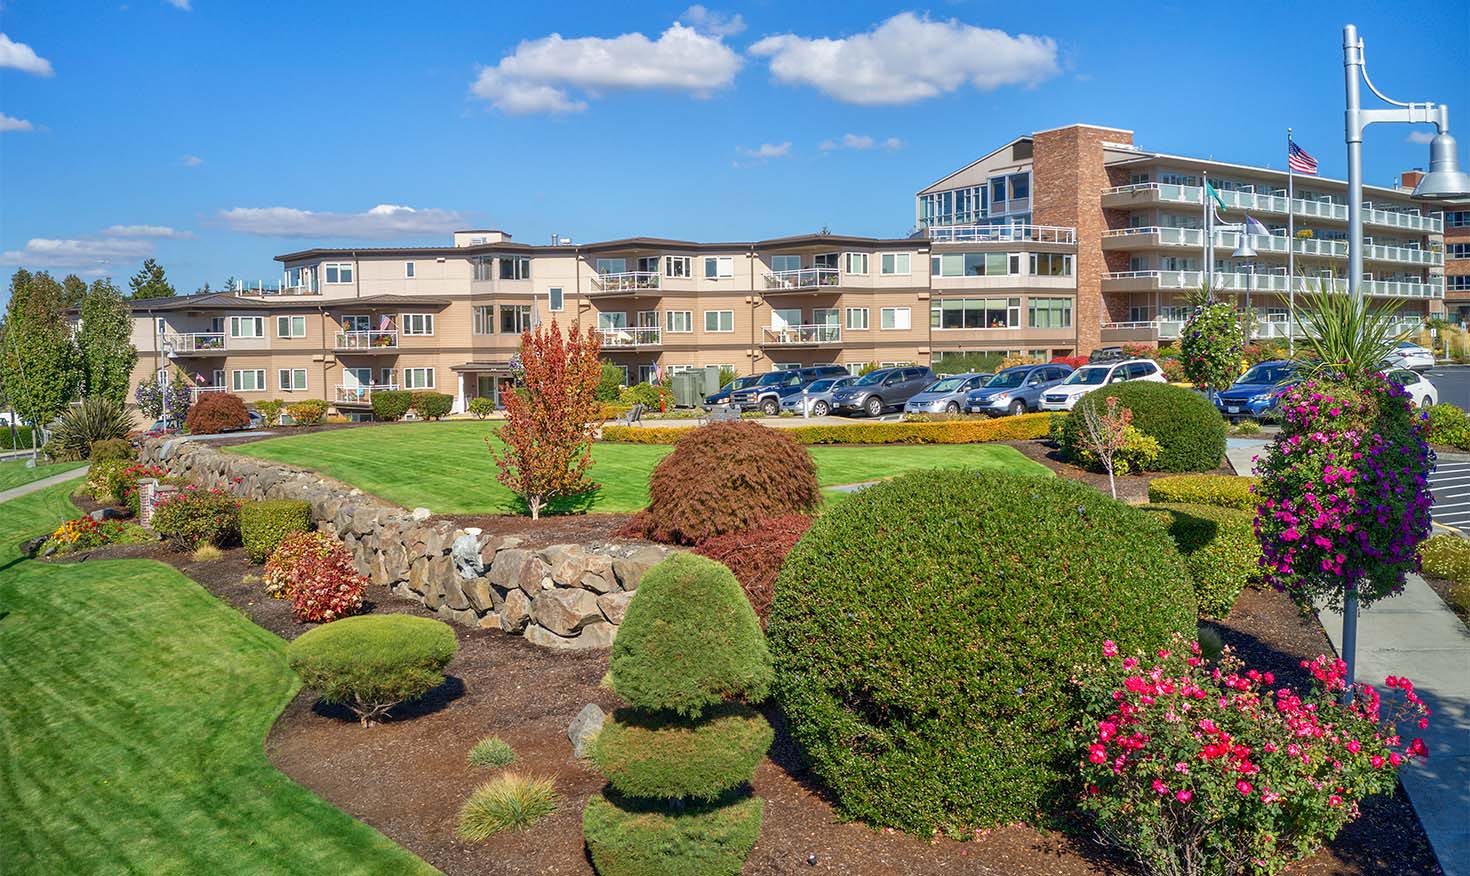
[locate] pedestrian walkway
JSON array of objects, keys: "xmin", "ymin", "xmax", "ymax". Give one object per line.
[
  {"xmin": 1224, "ymin": 437, "xmax": 1268, "ymax": 476},
  {"xmin": 0, "ymin": 465, "xmax": 88, "ymax": 505},
  {"xmin": 1320, "ymin": 578, "xmax": 1470, "ymax": 876}
]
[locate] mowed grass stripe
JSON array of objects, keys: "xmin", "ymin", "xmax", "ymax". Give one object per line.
[
  {"xmin": 0, "ymin": 484, "xmax": 439, "ymax": 876},
  {"xmin": 232, "ymin": 420, "xmax": 1052, "ymax": 514}
]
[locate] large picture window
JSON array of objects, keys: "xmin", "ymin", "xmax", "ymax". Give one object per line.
[
  {"xmin": 880, "ymin": 252, "xmax": 911, "ymax": 275},
  {"xmin": 402, "ymin": 313, "xmax": 434, "ymax": 335},
  {"xmin": 1029, "ymin": 253, "xmax": 1074, "ymax": 276},
  {"xmin": 499, "ymin": 304, "xmax": 532, "ymax": 334},
  {"xmin": 229, "ymin": 316, "xmax": 264, "ymax": 338},
  {"xmin": 930, "ymin": 252, "xmax": 1021, "ymax": 277},
  {"xmin": 930, "ymin": 297, "xmax": 1022, "ymax": 329},
  {"xmin": 880, "ymin": 307, "xmax": 911, "ymax": 331},
  {"xmin": 231, "ymin": 369, "xmax": 266, "ymax": 392},
  {"xmin": 666, "ymin": 310, "xmax": 693, "ymax": 333},
  {"xmin": 704, "ymin": 310, "xmax": 734, "ymax": 332},
  {"xmin": 402, "ymin": 368, "xmax": 435, "ymax": 389},
  {"xmin": 704, "ymin": 256, "xmax": 734, "ymax": 279},
  {"xmin": 1027, "ymin": 297, "xmax": 1073, "ymax": 329}
]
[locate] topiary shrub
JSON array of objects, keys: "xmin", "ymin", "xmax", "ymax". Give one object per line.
[
  {"xmin": 239, "ymin": 499, "xmax": 312, "ymax": 564},
  {"xmin": 285, "ymin": 613, "xmax": 457, "ymax": 726},
  {"xmin": 185, "ymin": 392, "xmax": 250, "ymax": 435},
  {"xmin": 768, "ymin": 470, "xmax": 1197, "ymax": 836},
  {"xmin": 1062, "ymin": 381, "xmax": 1225, "ymax": 472},
  {"xmin": 584, "ymin": 553, "xmax": 773, "ymax": 876},
  {"xmin": 286, "ymin": 399, "xmax": 327, "ymax": 426},
  {"xmin": 693, "ymin": 515, "xmax": 812, "ymax": 627},
  {"xmin": 411, "ymin": 391, "xmax": 453, "ymax": 420},
  {"xmin": 150, "ymin": 486, "xmax": 241, "ymax": 551},
  {"xmin": 1147, "ymin": 474, "xmax": 1260, "ymax": 511},
  {"xmin": 371, "ymin": 389, "xmax": 413, "ymax": 422},
  {"xmin": 1141, "ymin": 503, "xmax": 1260, "ymax": 618},
  {"xmin": 635, "ymin": 422, "xmax": 820, "ymax": 545},
  {"xmin": 467, "ymin": 397, "xmax": 496, "ymax": 419},
  {"xmin": 88, "ymin": 438, "xmax": 134, "ymax": 463}
]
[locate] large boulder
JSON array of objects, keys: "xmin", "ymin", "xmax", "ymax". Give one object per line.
[{"xmin": 530, "ymin": 588, "xmax": 602, "ymax": 636}]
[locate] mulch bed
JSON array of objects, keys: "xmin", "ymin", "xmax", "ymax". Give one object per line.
[
  {"xmin": 1004, "ymin": 439, "xmax": 1238, "ymax": 505},
  {"xmin": 445, "ymin": 512, "xmax": 645, "ymax": 549}
]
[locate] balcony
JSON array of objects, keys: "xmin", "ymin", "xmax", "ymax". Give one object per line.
[
  {"xmin": 1101, "ymin": 226, "xmax": 1442, "ymax": 268},
  {"xmin": 334, "ymin": 383, "xmax": 399, "ymax": 405},
  {"xmin": 590, "ymin": 271, "xmax": 661, "ymax": 294},
  {"xmin": 334, "ymin": 330, "xmax": 399, "ymax": 351},
  {"xmin": 1102, "ymin": 315, "xmax": 1425, "ymax": 344},
  {"xmin": 928, "ymin": 224, "xmax": 1077, "ymax": 245},
  {"xmin": 190, "ymin": 385, "xmax": 228, "ymax": 401},
  {"xmin": 761, "ymin": 324, "xmax": 841, "ymax": 346},
  {"xmin": 762, "ymin": 267, "xmax": 839, "ymax": 292},
  {"xmin": 597, "ymin": 326, "xmax": 662, "ymax": 348},
  {"xmin": 1100, "ymin": 183, "xmax": 1443, "ymax": 234},
  {"xmin": 1101, "ymin": 270, "xmax": 1443, "ymax": 300},
  {"xmin": 163, "ymin": 332, "xmax": 226, "ymax": 355}
]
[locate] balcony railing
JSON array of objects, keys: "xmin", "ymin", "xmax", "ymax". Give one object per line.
[
  {"xmin": 189, "ymin": 385, "xmax": 227, "ymax": 400},
  {"xmin": 164, "ymin": 332, "xmax": 226, "ymax": 354},
  {"xmin": 928, "ymin": 224, "xmax": 1077, "ymax": 245},
  {"xmin": 1101, "ymin": 183, "xmax": 1443, "ymax": 234},
  {"xmin": 334, "ymin": 330, "xmax": 399, "ymax": 350},
  {"xmin": 1103, "ymin": 316, "xmax": 1424, "ymax": 343},
  {"xmin": 590, "ymin": 271, "xmax": 661, "ymax": 293},
  {"xmin": 597, "ymin": 327, "xmax": 662, "ymax": 348},
  {"xmin": 334, "ymin": 383, "xmax": 399, "ymax": 404},
  {"xmin": 1101, "ymin": 270, "xmax": 1443, "ymax": 299},
  {"xmin": 1101, "ymin": 226, "xmax": 1442, "ymax": 267},
  {"xmin": 762, "ymin": 267, "xmax": 840, "ymax": 291},
  {"xmin": 761, "ymin": 324, "xmax": 841, "ymax": 346}
]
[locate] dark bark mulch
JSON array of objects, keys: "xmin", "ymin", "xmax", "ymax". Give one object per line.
[
  {"xmin": 444, "ymin": 512, "xmax": 645, "ymax": 549},
  {"xmin": 1004, "ymin": 439, "xmax": 1237, "ymax": 504}
]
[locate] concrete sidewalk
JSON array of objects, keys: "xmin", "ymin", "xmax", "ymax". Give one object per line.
[
  {"xmin": 1224, "ymin": 437, "xmax": 1269, "ymax": 476},
  {"xmin": 0, "ymin": 464, "xmax": 89, "ymax": 505}
]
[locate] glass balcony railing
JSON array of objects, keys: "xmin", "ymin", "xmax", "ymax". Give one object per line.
[
  {"xmin": 597, "ymin": 326, "xmax": 662, "ymax": 348},
  {"xmin": 761, "ymin": 324, "xmax": 842, "ymax": 346},
  {"xmin": 1101, "ymin": 226, "xmax": 1441, "ymax": 267},
  {"xmin": 1101, "ymin": 183, "xmax": 1443, "ymax": 234},
  {"xmin": 163, "ymin": 332, "xmax": 226, "ymax": 354},
  {"xmin": 590, "ymin": 271, "xmax": 661, "ymax": 293},
  {"xmin": 928, "ymin": 224, "xmax": 1076, "ymax": 245},
  {"xmin": 1101, "ymin": 270, "xmax": 1443, "ymax": 299},
  {"xmin": 334, "ymin": 330, "xmax": 398, "ymax": 350},
  {"xmin": 762, "ymin": 267, "xmax": 840, "ymax": 291}
]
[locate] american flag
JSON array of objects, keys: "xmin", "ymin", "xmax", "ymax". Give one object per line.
[
  {"xmin": 378, "ymin": 313, "xmax": 393, "ymax": 331},
  {"xmin": 1288, "ymin": 139, "xmax": 1318, "ymax": 175}
]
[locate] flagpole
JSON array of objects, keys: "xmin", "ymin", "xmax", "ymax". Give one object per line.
[
  {"xmin": 1202, "ymin": 171, "xmax": 1213, "ymax": 298},
  {"xmin": 1287, "ymin": 128, "xmax": 1296, "ymax": 356}
]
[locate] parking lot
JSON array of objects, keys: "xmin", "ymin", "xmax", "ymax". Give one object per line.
[
  {"xmin": 1424, "ymin": 365, "xmax": 1470, "ymax": 409},
  {"xmin": 1431, "ymin": 457, "xmax": 1470, "ymax": 532}
]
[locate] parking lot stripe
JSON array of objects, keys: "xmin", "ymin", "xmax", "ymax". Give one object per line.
[{"xmin": 1430, "ymin": 476, "xmax": 1470, "ymax": 486}]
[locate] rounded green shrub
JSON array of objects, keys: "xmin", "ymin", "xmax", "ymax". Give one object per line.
[
  {"xmin": 467, "ymin": 397, "xmax": 496, "ymax": 419},
  {"xmin": 88, "ymin": 438, "xmax": 134, "ymax": 463},
  {"xmin": 767, "ymin": 470, "xmax": 1197, "ymax": 835},
  {"xmin": 411, "ymin": 391, "xmax": 453, "ymax": 420},
  {"xmin": 1141, "ymin": 503, "xmax": 1259, "ymax": 618},
  {"xmin": 285, "ymin": 614, "xmax": 458, "ymax": 726},
  {"xmin": 370, "ymin": 389, "xmax": 413, "ymax": 422},
  {"xmin": 610, "ymin": 553, "xmax": 773, "ymax": 717},
  {"xmin": 583, "ymin": 792, "xmax": 763, "ymax": 876},
  {"xmin": 592, "ymin": 704, "xmax": 773, "ymax": 801},
  {"xmin": 239, "ymin": 499, "xmax": 312, "ymax": 564},
  {"xmin": 1147, "ymin": 474, "xmax": 1259, "ymax": 510},
  {"xmin": 1062, "ymin": 381, "xmax": 1226, "ymax": 472}
]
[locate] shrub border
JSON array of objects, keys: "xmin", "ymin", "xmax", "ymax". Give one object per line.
[{"xmin": 602, "ymin": 414, "xmax": 1051, "ymax": 446}]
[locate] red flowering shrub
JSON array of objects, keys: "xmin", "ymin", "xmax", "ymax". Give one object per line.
[
  {"xmin": 264, "ymin": 531, "xmax": 365, "ymax": 623},
  {"xmin": 185, "ymin": 392, "xmax": 250, "ymax": 435},
  {"xmin": 150, "ymin": 486, "xmax": 240, "ymax": 550},
  {"xmin": 1051, "ymin": 355, "xmax": 1089, "ymax": 370},
  {"xmin": 111, "ymin": 463, "xmax": 167, "ymax": 515},
  {"xmin": 693, "ymin": 515, "xmax": 812, "ymax": 626},
  {"xmin": 1076, "ymin": 635, "xmax": 1430, "ymax": 876}
]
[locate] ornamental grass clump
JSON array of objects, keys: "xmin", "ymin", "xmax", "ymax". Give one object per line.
[
  {"xmin": 583, "ymin": 553, "xmax": 774, "ymax": 876},
  {"xmin": 468, "ymin": 735, "xmax": 516, "ymax": 768},
  {"xmin": 458, "ymin": 773, "xmax": 559, "ymax": 839},
  {"xmin": 1076, "ymin": 635, "xmax": 1430, "ymax": 876},
  {"xmin": 286, "ymin": 614, "xmax": 457, "ymax": 726}
]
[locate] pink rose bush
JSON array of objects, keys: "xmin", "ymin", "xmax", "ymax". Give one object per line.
[
  {"xmin": 1076, "ymin": 636, "xmax": 1429, "ymax": 876},
  {"xmin": 1254, "ymin": 375, "xmax": 1433, "ymax": 609}
]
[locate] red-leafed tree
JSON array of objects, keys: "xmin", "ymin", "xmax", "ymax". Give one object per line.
[{"xmin": 489, "ymin": 320, "xmax": 604, "ymax": 519}]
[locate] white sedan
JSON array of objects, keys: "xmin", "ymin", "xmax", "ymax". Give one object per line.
[
  {"xmin": 1386, "ymin": 368, "xmax": 1438, "ymax": 409},
  {"xmin": 1384, "ymin": 341, "xmax": 1434, "ymax": 371},
  {"xmin": 1039, "ymin": 359, "xmax": 1167, "ymax": 411}
]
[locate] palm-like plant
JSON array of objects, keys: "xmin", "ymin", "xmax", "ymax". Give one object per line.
[
  {"xmin": 46, "ymin": 396, "xmax": 133, "ymax": 460},
  {"xmin": 1292, "ymin": 278, "xmax": 1408, "ymax": 381}
]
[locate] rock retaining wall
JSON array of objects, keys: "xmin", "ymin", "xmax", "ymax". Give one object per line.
[{"xmin": 141, "ymin": 437, "xmax": 671, "ymax": 649}]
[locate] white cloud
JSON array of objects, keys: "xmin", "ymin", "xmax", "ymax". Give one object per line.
[
  {"xmin": 0, "ymin": 112, "xmax": 36, "ymax": 133},
  {"xmin": 103, "ymin": 224, "xmax": 195, "ymax": 239},
  {"xmin": 739, "ymin": 142, "xmax": 791, "ymax": 159},
  {"xmin": 749, "ymin": 13, "xmax": 1058, "ymax": 105},
  {"xmin": 180, "ymin": 154, "xmax": 204, "ymax": 167},
  {"xmin": 0, "ymin": 237, "xmax": 154, "ymax": 271},
  {"xmin": 0, "ymin": 33, "xmax": 54, "ymax": 76},
  {"xmin": 470, "ymin": 22, "xmax": 742, "ymax": 114},
  {"xmin": 165, "ymin": 0, "xmax": 191, "ymax": 10},
  {"xmin": 217, "ymin": 204, "xmax": 473, "ymax": 239},
  {"xmin": 818, "ymin": 132, "xmax": 906, "ymax": 152},
  {"xmin": 679, "ymin": 5, "xmax": 745, "ymax": 38},
  {"xmin": 1407, "ymin": 130, "xmax": 1437, "ymax": 145}
]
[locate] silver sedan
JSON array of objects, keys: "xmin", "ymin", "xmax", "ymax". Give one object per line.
[{"xmin": 903, "ymin": 373, "xmax": 992, "ymax": 415}]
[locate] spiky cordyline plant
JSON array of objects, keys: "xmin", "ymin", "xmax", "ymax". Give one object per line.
[
  {"xmin": 1292, "ymin": 278, "xmax": 1408, "ymax": 383},
  {"xmin": 46, "ymin": 396, "xmax": 132, "ymax": 461}
]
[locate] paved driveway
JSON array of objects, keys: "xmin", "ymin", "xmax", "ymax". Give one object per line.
[{"xmin": 1431, "ymin": 457, "xmax": 1470, "ymax": 532}]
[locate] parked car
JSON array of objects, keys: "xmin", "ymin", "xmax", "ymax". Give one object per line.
[
  {"xmin": 904, "ymin": 373, "xmax": 992, "ymax": 415},
  {"xmin": 1088, "ymin": 346, "xmax": 1128, "ymax": 364},
  {"xmin": 966, "ymin": 363, "xmax": 1074, "ymax": 416},
  {"xmin": 1215, "ymin": 359, "xmax": 1301, "ymax": 421},
  {"xmin": 779, "ymin": 375, "xmax": 857, "ymax": 417},
  {"xmin": 1383, "ymin": 340, "xmax": 1434, "ymax": 371},
  {"xmin": 704, "ymin": 374, "xmax": 761, "ymax": 407},
  {"xmin": 1039, "ymin": 359, "xmax": 1166, "ymax": 411},
  {"xmin": 830, "ymin": 366, "xmax": 935, "ymax": 417},
  {"xmin": 731, "ymin": 365, "xmax": 850, "ymax": 415},
  {"xmin": 1386, "ymin": 368, "xmax": 1438, "ymax": 409}
]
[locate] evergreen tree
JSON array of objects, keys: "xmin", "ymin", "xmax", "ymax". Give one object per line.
[
  {"xmin": 77, "ymin": 278, "xmax": 138, "ymax": 404},
  {"xmin": 128, "ymin": 258, "xmax": 176, "ymax": 299},
  {"xmin": 223, "ymin": 275, "xmax": 239, "ymax": 292},
  {"xmin": 0, "ymin": 269, "xmax": 82, "ymax": 429}
]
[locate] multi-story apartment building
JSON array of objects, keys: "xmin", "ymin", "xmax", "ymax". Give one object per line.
[
  {"xmin": 124, "ymin": 123, "xmax": 1448, "ymax": 417},
  {"xmin": 1444, "ymin": 205, "xmax": 1470, "ymax": 321}
]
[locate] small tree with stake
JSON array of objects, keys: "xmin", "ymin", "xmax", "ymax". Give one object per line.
[
  {"xmin": 489, "ymin": 320, "xmax": 603, "ymax": 519},
  {"xmin": 1076, "ymin": 395, "xmax": 1133, "ymax": 499}
]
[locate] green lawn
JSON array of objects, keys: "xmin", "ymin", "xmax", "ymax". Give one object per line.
[
  {"xmin": 232, "ymin": 421, "xmax": 1051, "ymax": 514},
  {"xmin": 0, "ymin": 458, "xmax": 85, "ymax": 493},
  {"xmin": 0, "ymin": 483, "xmax": 439, "ymax": 875}
]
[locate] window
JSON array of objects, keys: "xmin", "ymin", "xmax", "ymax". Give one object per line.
[
  {"xmin": 402, "ymin": 313, "xmax": 434, "ymax": 335},
  {"xmin": 930, "ymin": 252, "xmax": 1021, "ymax": 277},
  {"xmin": 881, "ymin": 252, "xmax": 911, "ymax": 275},
  {"xmin": 473, "ymin": 305, "xmax": 494, "ymax": 335},
  {"xmin": 402, "ymin": 367, "xmax": 435, "ymax": 389},
  {"xmin": 231, "ymin": 369, "xmax": 266, "ymax": 392},
  {"xmin": 664, "ymin": 256, "xmax": 691, "ymax": 278},
  {"xmin": 499, "ymin": 305, "xmax": 532, "ymax": 334},
  {"xmin": 548, "ymin": 286, "xmax": 564, "ymax": 312},
  {"xmin": 405, "ymin": 261, "xmax": 416, "ymax": 278},
  {"xmin": 1029, "ymin": 253, "xmax": 1074, "ymax": 276},
  {"xmin": 1449, "ymin": 275, "xmax": 1470, "ymax": 292},
  {"xmin": 665, "ymin": 310, "xmax": 693, "ymax": 333},
  {"xmin": 210, "ymin": 317, "xmax": 225, "ymax": 333},
  {"xmin": 473, "ymin": 256, "xmax": 495, "ymax": 281},
  {"xmin": 286, "ymin": 266, "xmax": 316, "ymax": 290},
  {"xmin": 880, "ymin": 307, "xmax": 911, "ymax": 330},
  {"xmin": 930, "ymin": 298, "xmax": 1021, "ymax": 329},
  {"xmin": 704, "ymin": 256, "xmax": 734, "ymax": 279},
  {"xmin": 1446, "ymin": 211, "xmax": 1470, "ymax": 228},
  {"xmin": 637, "ymin": 256, "xmax": 660, "ymax": 274},
  {"xmin": 324, "ymin": 263, "xmax": 353, "ymax": 284},
  {"xmin": 771, "ymin": 254, "xmax": 800, "ymax": 272},
  {"xmin": 1028, "ymin": 297, "xmax": 1073, "ymax": 329},
  {"xmin": 845, "ymin": 307, "xmax": 869, "ymax": 330},
  {"xmin": 704, "ymin": 310, "xmax": 734, "ymax": 333},
  {"xmin": 229, "ymin": 316, "xmax": 264, "ymax": 338},
  {"xmin": 1008, "ymin": 173, "xmax": 1030, "ymax": 201},
  {"xmin": 598, "ymin": 312, "xmax": 628, "ymax": 330},
  {"xmin": 156, "ymin": 317, "xmax": 166, "ymax": 335},
  {"xmin": 844, "ymin": 253, "xmax": 869, "ymax": 275},
  {"xmin": 276, "ymin": 315, "xmax": 306, "ymax": 338},
  {"xmin": 277, "ymin": 368, "xmax": 307, "ymax": 391},
  {"xmin": 1448, "ymin": 243, "xmax": 1470, "ymax": 259},
  {"xmin": 500, "ymin": 257, "xmax": 531, "ymax": 280},
  {"xmin": 596, "ymin": 257, "xmax": 627, "ymax": 275}
]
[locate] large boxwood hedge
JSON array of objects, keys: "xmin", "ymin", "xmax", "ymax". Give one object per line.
[
  {"xmin": 1061, "ymin": 382, "xmax": 1226, "ymax": 472},
  {"xmin": 767, "ymin": 470, "xmax": 1197, "ymax": 836},
  {"xmin": 1141, "ymin": 502, "xmax": 1260, "ymax": 618}
]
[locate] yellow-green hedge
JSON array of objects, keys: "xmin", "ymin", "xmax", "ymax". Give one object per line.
[
  {"xmin": 601, "ymin": 414, "xmax": 1052, "ymax": 446},
  {"xmin": 1147, "ymin": 474, "xmax": 1259, "ymax": 511}
]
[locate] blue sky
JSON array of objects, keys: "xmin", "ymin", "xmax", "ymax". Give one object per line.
[{"xmin": 1, "ymin": 1, "xmax": 1466, "ymax": 301}]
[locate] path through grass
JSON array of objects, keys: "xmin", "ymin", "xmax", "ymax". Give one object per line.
[{"xmin": 0, "ymin": 458, "xmax": 85, "ymax": 493}]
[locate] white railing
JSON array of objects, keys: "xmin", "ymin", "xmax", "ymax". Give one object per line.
[
  {"xmin": 1102, "ymin": 226, "xmax": 1442, "ymax": 267},
  {"xmin": 1101, "ymin": 270, "xmax": 1443, "ymax": 299},
  {"xmin": 334, "ymin": 330, "xmax": 399, "ymax": 350},
  {"xmin": 761, "ymin": 324, "xmax": 841, "ymax": 346},
  {"xmin": 334, "ymin": 383, "xmax": 399, "ymax": 404},
  {"xmin": 164, "ymin": 332, "xmax": 227, "ymax": 354},
  {"xmin": 1105, "ymin": 315, "xmax": 1425, "ymax": 342},
  {"xmin": 597, "ymin": 326, "xmax": 662, "ymax": 348},
  {"xmin": 189, "ymin": 386, "xmax": 228, "ymax": 400},
  {"xmin": 591, "ymin": 271, "xmax": 661, "ymax": 293},
  {"xmin": 927, "ymin": 224, "xmax": 1077, "ymax": 245},
  {"xmin": 762, "ymin": 267, "xmax": 840, "ymax": 291},
  {"xmin": 1101, "ymin": 183, "xmax": 1442, "ymax": 234}
]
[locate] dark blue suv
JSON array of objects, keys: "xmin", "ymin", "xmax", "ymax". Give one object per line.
[
  {"xmin": 731, "ymin": 365, "xmax": 851, "ymax": 415},
  {"xmin": 1215, "ymin": 360, "xmax": 1300, "ymax": 421},
  {"xmin": 704, "ymin": 374, "xmax": 761, "ymax": 407}
]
